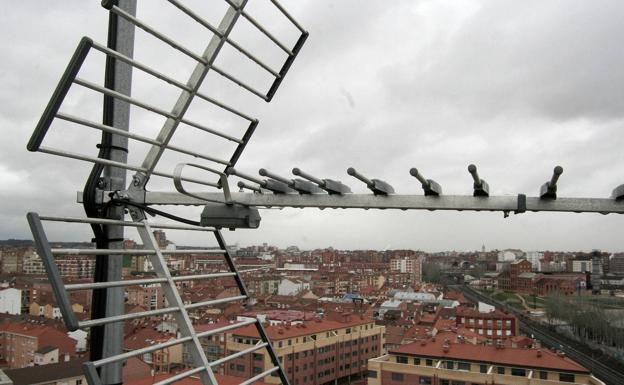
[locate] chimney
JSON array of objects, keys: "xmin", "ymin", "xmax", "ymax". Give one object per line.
[
  {"xmin": 64, "ymin": 353, "xmax": 70, "ymax": 362},
  {"xmin": 442, "ymin": 344, "xmax": 450, "ymax": 353},
  {"xmin": 537, "ymin": 350, "xmax": 542, "ymax": 357}
]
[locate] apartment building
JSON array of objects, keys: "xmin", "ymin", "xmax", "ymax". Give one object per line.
[
  {"xmin": 0, "ymin": 323, "xmax": 77, "ymax": 368},
  {"xmin": 124, "ymin": 327, "xmax": 183, "ymax": 374},
  {"xmin": 455, "ymin": 306, "xmax": 518, "ymax": 340},
  {"xmin": 368, "ymin": 332, "xmax": 604, "ymax": 385},
  {"xmin": 390, "ymin": 256, "xmax": 423, "ymax": 283},
  {"xmin": 126, "ymin": 284, "xmax": 167, "ymax": 310},
  {"xmin": 224, "ymin": 314, "xmax": 385, "ymax": 385}
]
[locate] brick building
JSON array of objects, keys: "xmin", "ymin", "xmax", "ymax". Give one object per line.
[
  {"xmin": 390, "ymin": 256, "xmax": 423, "ymax": 284},
  {"xmin": 368, "ymin": 331, "xmax": 604, "ymax": 385},
  {"xmin": 0, "ymin": 323, "xmax": 77, "ymax": 368},
  {"xmin": 126, "ymin": 284, "xmax": 167, "ymax": 310},
  {"xmin": 455, "ymin": 306, "xmax": 519, "ymax": 340},
  {"xmin": 224, "ymin": 313, "xmax": 385, "ymax": 385}
]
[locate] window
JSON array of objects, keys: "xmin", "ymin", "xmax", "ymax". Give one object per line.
[
  {"xmin": 413, "ymin": 358, "xmax": 421, "ymax": 365},
  {"xmin": 497, "ymin": 366, "xmax": 505, "ymax": 375},
  {"xmin": 479, "ymin": 364, "xmax": 488, "ymax": 373},
  {"xmin": 391, "ymin": 373, "xmax": 404, "ymax": 381},
  {"xmin": 346, "ymin": 328, "xmax": 351, "ymax": 334},
  {"xmin": 539, "ymin": 371, "xmax": 548, "ymax": 380},
  {"xmin": 367, "ymin": 370, "xmax": 378, "ymax": 378},
  {"xmin": 236, "ymin": 364, "xmax": 245, "ymax": 372},
  {"xmin": 425, "ymin": 359, "xmax": 433, "ymax": 367},
  {"xmin": 397, "ymin": 356, "xmax": 408, "ymax": 364},
  {"xmin": 445, "ymin": 361, "xmax": 454, "ymax": 370},
  {"xmin": 451, "ymin": 382, "xmax": 465, "ymax": 385},
  {"xmin": 511, "ymin": 368, "xmax": 526, "ymax": 377},
  {"xmin": 440, "ymin": 380, "xmax": 450, "ymax": 385},
  {"xmin": 457, "ymin": 362, "xmax": 470, "ymax": 371},
  {"xmin": 253, "ymin": 353, "xmax": 263, "ymax": 361},
  {"xmin": 419, "ymin": 377, "xmax": 432, "ymax": 385},
  {"xmin": 559, "ymin": 373, "xmax": 575, "ymax": 383},
  {"xmin": 253, "ymin": 367, "xmax": 262, "ymax": 374}
]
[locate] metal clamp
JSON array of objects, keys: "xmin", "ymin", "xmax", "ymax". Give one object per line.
[
  {"xmin": 292, "ymin": 168, "xmax": 351, "ymax": 195},
  {"xmin": 347, "ymin": 167, "xmax": 394, "ymax": 195},
  {"xmin": 409, "ymin": 168, "xmax": 442, "ymax": 196},
  {"xmin": 540, "ymin": 166, "xmax": 563, "ymax": 199},
  {"xmin": 228, "ymin": 167, "xmax": 295, "ymax": 194},
  {"xmin": 259, "ymin": 168, "xmax": 323, "ymax": 194},
  {"xmin": 468, "ymin": 164, "xmax": 489, "ymax": 197}
]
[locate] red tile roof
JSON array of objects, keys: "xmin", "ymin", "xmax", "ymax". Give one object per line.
[
  {"xmin": 456, "ymin": 306, "xmax": 515, "ymax": 319},
  {"xmin": 390, "ymin": 336, "xmax": 588, "ymax": 373},
  {"xmin": 194, "ymin": 321, "xmax": 238, "ymax": 333},
  {"xmin": 124, "ymin": 327, "xmax": 176, "ymax": 350},
  {"xmin": 232, "ymin": 317, "xmax": 372, "ymax": 340}
]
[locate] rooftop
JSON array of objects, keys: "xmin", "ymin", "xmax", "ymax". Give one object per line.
[
  {"xmin": 456, "ymin": 306, "xmax": 514, "ymax": 319},
  {"xmin": 5, "ymin": 359, "xmax": 85, "ymax": 385},
  {"xmin": 390, "ymin": 336, "xmax": 588, "ymax": 373},
  {"xmin": 232, "ymin": 316, "xmax": 374, "ymax": 340},
  {"xmin": 35, "ymin": 345, "xmax": 58, "ymax": 354}
]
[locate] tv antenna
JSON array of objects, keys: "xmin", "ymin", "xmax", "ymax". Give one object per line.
[
  {"xmin": 27, "ymin": 1, "xmax": 307, "ymax": 384},
  {"xmin": 25, "ymin": 2, "xmax": 624, "ymax": 385}
]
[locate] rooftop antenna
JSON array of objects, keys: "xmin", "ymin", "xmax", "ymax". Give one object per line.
[
  {"xmin": 25, "ymin": 2, "xmax": 624, "ymax": 385},
  {"xmin": 27, "ymin": 0, "xmax": 308, "ymax": 384}
]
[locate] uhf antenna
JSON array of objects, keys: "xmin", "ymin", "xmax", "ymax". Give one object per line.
[
  {"xmin": 27, "ymin": 1, "xmax": 307, "ymax": 384},
  {"xmin": 25, "ymin": 1, "xmax": 624, "ymax": 385}
]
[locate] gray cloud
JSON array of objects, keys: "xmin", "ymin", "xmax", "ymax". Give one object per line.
[{"xmin": 1, "ymin": 1, "xmax": 623, "ymax": 251}]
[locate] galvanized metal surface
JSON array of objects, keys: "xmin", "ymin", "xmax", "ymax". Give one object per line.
[
  {"xmin": 122, "ymin": 191, "xmax": 624, "ymax": 214},
  {"xmin": 133, "ymin": 0, "xmax": 246, "ymax": 183},
  {"xmin": 27, "ymin": 214, "xmax": 292, "ymax": 385}
]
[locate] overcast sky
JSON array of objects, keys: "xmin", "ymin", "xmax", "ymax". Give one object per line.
[{"xmin": 1, "ymin": 0, "xmax": 623, "ymax": 252}]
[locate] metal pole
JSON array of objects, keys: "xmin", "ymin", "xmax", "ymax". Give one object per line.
[{"xmin": 89, "ymin": 2, "xmax": 136, "ymax": 384}]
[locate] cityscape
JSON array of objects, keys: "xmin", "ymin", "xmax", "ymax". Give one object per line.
[
  {"xmin": 1, "ymin": 234, "xmax": 623, "ymax": 384},
  {"xmin": 2, "ymin": 1, "xmax": 624, "ymax": 385}
]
